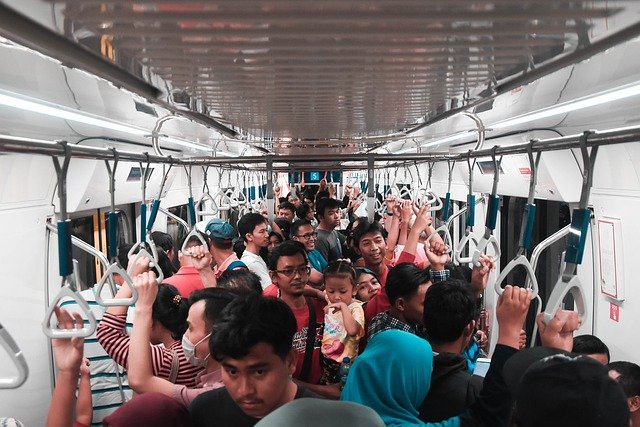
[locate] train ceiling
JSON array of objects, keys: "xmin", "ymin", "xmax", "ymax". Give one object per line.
[{"xmin": 0, "ymin": 0, "xmax": 637, "ymax": 157}]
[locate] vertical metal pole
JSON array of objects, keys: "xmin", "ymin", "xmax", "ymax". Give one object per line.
[
  {"xmin": 266, "ymin": 157, "xmax": 275, "ymax": 221},
  {"xmin": 367, "ymin": 155, "xmax": 375, "ymax": 222}
]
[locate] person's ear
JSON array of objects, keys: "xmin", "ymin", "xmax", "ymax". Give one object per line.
[
  {"xmin": 463, "ymin": 320, "xmax": 476, "ymax": 338},
  {"xmin": 269, "ymin": 270, "xmax": 279, "ymax": 284},
  {"xmin": 395, "ymin": 298, "xmax": 405, "ymax": 313},
  {"xmin": 629, "ymin": 395, "xmax": 640, "ymax": 413},
  {"xmin": 285, "ymin": 348, "xmax": 298, "ymax": 375},
  {"xmin": 245, "ymin": 232, "xmax": 253, "ymax": 243}
]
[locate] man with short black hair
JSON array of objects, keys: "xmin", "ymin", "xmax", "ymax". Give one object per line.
[
  {"xmin": 573, "ymin": 334, "xmax": 610, "ymax": 364},
  {"xmin": 264, "ymin": 242, "xmax": 327, "ymax": 394},
  {"xmin": 609, "ymin": 361, "xmax": 640, "ymax": 426},
  {"xmin": 420, "ymin": 279, "xmax": 483, "ymax": 422},
  {"xmin": 367, "ymin": 263, "xmax": 431, "ymax": 340},
  {"xmin": 314, "ymin": 197, "xmax": 344, "ymax": 263},
  {"xmin": 277, "ymin": 201, "xmax": 296, "ymax": 223},
  {"xmin": 189, "ymin": 294, "xmax": 320, "ymax": 426},
  {"xmin": 238, "ymin": 213, "xmax": 271, "ymax": 289}
]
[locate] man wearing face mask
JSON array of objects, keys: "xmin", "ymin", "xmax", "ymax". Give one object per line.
[{"xmin": 127, "ymin": 271, "xmax": 242, "ymax": 406}]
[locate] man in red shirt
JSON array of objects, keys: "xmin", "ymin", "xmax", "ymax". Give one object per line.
[
  {"xmin": 264, "ymin": 241, "xmax": 340, "ymax": 399},
  {"xmin": 164, "ymin": 231, "xmax": 212, "ymax": 297}
]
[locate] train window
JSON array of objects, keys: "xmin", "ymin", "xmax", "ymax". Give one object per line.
[{"xmin": 69, "ymin": 215, "xmax": 97, "ymax": 291}]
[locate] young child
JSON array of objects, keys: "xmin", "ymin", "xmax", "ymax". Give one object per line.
[
  {"xmin": 355, "ymin": 267, "xmax": 381, "ymax": 302},
  {"xmin": 320, "ymin": 260, "xmax": 366, "ymax": 384}
]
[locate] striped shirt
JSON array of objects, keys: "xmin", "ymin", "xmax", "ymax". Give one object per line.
[
  {"xmin": 60, "ymin": 289, "xmax": 134, "ymax": 426},
  {"xmin": 97, "ymin": 312, "xmax": 203, "ymax": 389}
]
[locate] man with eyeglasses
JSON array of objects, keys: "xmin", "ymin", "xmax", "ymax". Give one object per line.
[
  {"xmin": 291, "ymin": 219, "xmax": 326, "ymax": 288},
  {"xmin": 265, "ymin": 241, "xmax": 339, "ymax": 399}
]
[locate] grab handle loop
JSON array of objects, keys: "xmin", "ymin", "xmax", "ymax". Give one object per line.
[
  {"xmin": 472, "ymin": 147, "xmax": 502, "ymax": 266},
  {"xmin": 197, "ymin": 166, "xmax": 219, "ymax": 218},
  {"xmin": 542, "ymin": 131, "xmax": 598, "ymax": 324},
  {"xmin": 104, "ymin": 148, "xmax": 119, "ymax": 260},
  {"xmin": 95, "ymin": 264, "xmax": 138, "ymax": 307},
  {"xmin": 442, "ymin": 160, "xmax": 456, "ymax": 222},
  {"xmin": 181, "ymin": 229, "xmax": 210, "ymax": 256},
  {"xmin": 425, "ymin": 225, "xmax": 453, "ymax": 253},
  {"xmin": 0, "ymin": 322, "xmax": 29, "ymax": 389},
  {"xmin": 127, "ymin": 239, "xmax": 164, "ymax": 285},
  {"xmin": 44, "ymin": 142, "xmax": 98, "ymax": 338},
  {"xmin": 495, "ymin": 141, "xmax": 541, "ymax": 300}
]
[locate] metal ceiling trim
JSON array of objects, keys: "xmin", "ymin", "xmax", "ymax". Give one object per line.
[{"xmin": 405, "ymin": 20, "xmax": 640, "ymax": 136}]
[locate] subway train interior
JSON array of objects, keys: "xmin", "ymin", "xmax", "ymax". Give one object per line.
[{"xmin": 0, "ymin": 0, "xmax": 639, "ymax": 425}]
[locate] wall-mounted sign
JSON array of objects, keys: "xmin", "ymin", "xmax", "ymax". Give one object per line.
[{"xmin": 597, "ymin": 218, "xmax": 624, "ymax": 301}]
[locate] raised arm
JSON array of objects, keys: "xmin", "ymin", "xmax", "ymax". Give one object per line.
[
  {"xmin": 46, "ymin": 308, "xmax": 86, "ymax": 427},
  {"xmin": 127, "ymin": 271, "xmax": 176, "ymax": 397}
]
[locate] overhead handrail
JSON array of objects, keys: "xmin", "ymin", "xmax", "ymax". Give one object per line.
[
  {"xmin": 454, "ymin": 151, "xmax": 480, "ymax": 265},
  {"xmin": 0, "ymin": 322, "xmax": 29, "ymax": 389},
  {"xmin": 542, "ymin": 131, "xmax": 598, "ymax": 324},
  {"xmin": 494, "ymin": 140, "xmax": 542, "ymax": 299},
  {"xmin": 94, "ymin": 150, "xmax": 138, "ymax": 307},
  {"xmin": 196, "ymin": 166, "xmax": 220, "ymax": 218},
  {"xmin": 471, "ymin": 147, "xmax": 502, "ymax": 266},
  {"xmin": 43, "ymin": 141, "xmax": 97, "ymax": 339},
  {"xmin": 45, "ymin": 222, "xmax": 116, "ymax": 296}
]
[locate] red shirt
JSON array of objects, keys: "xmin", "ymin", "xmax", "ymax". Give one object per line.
[
  {"xmin": 163, "ymin": 266, "xmax": 204, "ymax": 297},
  {"xmin": 363, "ymin": 251, "xmax": 416, "ymax": 325},
  {"xmin": 264, "ymin": 288, "xmax": 326, "ymax": 385}
]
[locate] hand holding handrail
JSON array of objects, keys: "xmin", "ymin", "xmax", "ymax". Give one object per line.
[
  {"xmin": 43, "ymin": 142, "xmax": 97, "ymax": 338},
  {"xmin": 127, "ymin": 238, "xmax": 164, "ymax": 286},
  {"xmin": 0, "ymin": 322, "xmax": 29, "ymax": 389},
  {"xmin": 542, "ymin": 131, "xmax": 598, "ymax": 324},
  {"xmin": 494, "ymin": 140, "xmax": 542, "ymax": 300},
  {"xmin": 472, "ymin": 147, "xmax": 502, "ymax": 266}
]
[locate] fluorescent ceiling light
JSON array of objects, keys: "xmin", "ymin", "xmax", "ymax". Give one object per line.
[
  {"xmin": 404, "ymin": 81, "xmax": 640, "ymax": 153},
  {"xmin": 492, "ymin": 81, "xmax": 640, "ymax": 130},
  {"xmin": 0, "ymin": 90, "xmax": 223, "ymax": 153}
]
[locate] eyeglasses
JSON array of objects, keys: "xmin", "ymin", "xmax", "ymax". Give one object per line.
[
  {"xmin": 296, "ymin": 232, "xmax": 318, "ymax": 240},
  {"xmin": 274, "ymin": 266, "xmax": 311, "ymax": 277}
]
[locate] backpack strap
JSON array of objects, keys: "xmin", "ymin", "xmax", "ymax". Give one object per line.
[
  {"xmin": 168, "ymin": 350, "xmax": 180, "ymax": 384},
  {"xmin": 299, "ymin": 297, "xmax": 318, "ymax": 382}
]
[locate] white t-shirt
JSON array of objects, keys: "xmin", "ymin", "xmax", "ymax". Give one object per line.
[{"xmin": 240, "ymin": 251, "xmax": 272, "ymax": 289}]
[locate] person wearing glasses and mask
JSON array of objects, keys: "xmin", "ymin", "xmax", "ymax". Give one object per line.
[
  {"xmin": 265, "ymin": 241, "xmax": 340, "ymax": 399},
  {"xmin": 291, "ymin": 219, "xmax": 326, "ymax": 288}
]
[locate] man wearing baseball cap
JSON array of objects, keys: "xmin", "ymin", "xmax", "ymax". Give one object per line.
[{"xmin": 205, "ymin": 219, "xmax": 246, "ymax": 279}]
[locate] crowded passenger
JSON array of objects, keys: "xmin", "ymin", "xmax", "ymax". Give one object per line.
[
  {"xmin": 205, "ymin": 218, "xmax": 247, "ymax": 279},
  {"xmin": 189, "ymin": 294, "xmax": 321, "ymax": 426},
  {"xmin": 97, "ymin": 258, "xmax": 203, "ymax": 388},
  {"xmin": 277, "ymin": 201, "xmax": 297, "ymax": 223},
  {"xmin": 572, "ymin": 334, "xmax": 611, "ymax": 364},
  {"xmin": 354, "ymin": 267, "xmax": 381, "ymax": 302},
  {"xmin": 608, "ymin": 361, "xmax": 640, "ymax": 426},
  {"xmin": 163, "ymin": 231, "xmax": 211, "ymax": 297},
  {"xmin": 314, "ymin": 197, "xmax": 346, "ymax": 263},
  {"xmin": 320, "ymin": 260, "xmax": 365, "ymax": 384},
  {"xmin": 238, "ymin": 212, "xmax": 272, "ymax": 289},
  {"xmin": 126, "ymin": 271, "xmax": 241, "ymax": 406},
  {"xmin": 291, "ymin": 219, "xmax": 326, "ymax": 287},
  {"xmin": 217, "ymin": 268, "xmax": 264, "ymax": 294}
]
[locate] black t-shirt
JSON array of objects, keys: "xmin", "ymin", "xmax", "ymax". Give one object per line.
[{"xmin": 189, "ymin": 385, "xmax": 320, "ymax": 427}]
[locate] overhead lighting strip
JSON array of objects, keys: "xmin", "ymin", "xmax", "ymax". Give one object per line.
[{"xmin": 0, "ymin": 89, "xmax": 226, "ymax": 154}]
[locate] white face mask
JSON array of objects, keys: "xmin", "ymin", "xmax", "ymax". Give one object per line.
[{"xmin": 182, "ymin": 332, "xmax": 212, "ymax": 368}]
